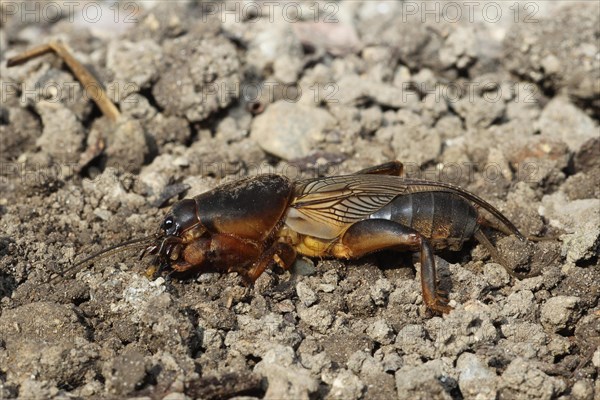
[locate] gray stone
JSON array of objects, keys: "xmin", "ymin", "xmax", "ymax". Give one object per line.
[
  {"xmin": 254, "ymin": 345, "xmax": 318, "ymax": 400},
  {"xmin": 499, "ymin": 322, "xmax": 548, "ymax": 360},
  {"xmin": 370, "ymin": 278, "xmax": 393, "ymax": 306},
  {"xmin": 483, "ymin": 263, "xmax": 510, "ymax": 289},
  {"xmin": 35, "ymin": 100, "xmax": 84, "ymax": 161},
  {"xmin": 326, "ymin": 369, "xmax": 365, "ymax": 399},
  {"xmin": 500, "ymin": 290, "xmax": 537, "ymax": 320},
  {"xmin": 571, "ymin": 380, "xmax": 594, "ymax": 400},
  {"xmin": 297, "ymin": 305, "xmax": 334, "ymax": 333},
  {"xmin": 396, "ymin": 324, "xmax": 434, "ymax": 358},
  {"xmin": 145, "ymin": 113, "xmax": 191, "ymax": 147},
  {"xmin": 540, "ymin": 296, "xmax": 581, "ymax": 333},
  {"xmin": 120, "ymin": 93, "xmax": 157, "ymax": 119},
  {"xmin": 456, "ymin": 352, "xmax": 497, "ymax": 400},
  {"xmin": 250, "ymin": 101, "xmax": 336, "ymax": 160},
  {"xmin": 395, "ymin": 359, "xmax": 454, "ymax": 400},
  {"xmin": 336, "ymin": 74, "xmax": 420, "ymax": 110},
  {"xmin": 453, "ymin": 95, "xmax": 505, "ymax": 130},
  {"xmin": 296, "ymin": 281, "xmax": 318, "ymax": 307},
  {"xmin": 104, "ymin": 118, "xmax": 149, "ymax": 174},
  {"xmin": 498, "ymin": 358, "xmax": 566, "ymax": 399},
  {"xmin": 540, "ymin": 192, "xmax": 600, "ymax": 264},
  {"xmin": 537, "ymin": 97, "xmax": 598, "ymax": 152},
  {"xmin": 243, "ymin": 18, "xmax": 304, "ymax": 83},
  {"xmin": 366, "ymin": 319, "xmax": 395, "ymax": 345},
  {"xmin": 382, "ymin": 350, "xmax": 403, "ymax": 373},
  {"xmin": 103, "ymin": 349, "xmax": 147, "ymax": 395},
  {"xmin": 426, "ymin": 305, "xmax": 498, "ymax": 357},
  {"xmin": 152, "ymin": 36, "xmax": 240, "ymax": 122},
  {"xmin": 106, "ymin": 39, "xmax": 162, "ymax": 95},
  {"xmin": 20, "ymin": 65, "xmax": 93, "ymax": 121},
  {"xmin": 15, "ymin": 379, "xmax": 59, "ymax": 400},
  {"xmin": 439, "ymin": 26, "xmax": 477, "ymax": 69}
]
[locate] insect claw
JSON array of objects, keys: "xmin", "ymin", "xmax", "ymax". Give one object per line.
[
  {"xmin": 240, "ymin": 273, "xmax": 255, "ymax": 287},
  {"xmin": 164, "ymin": 269, "xmax": 177, "ymax": 282}
]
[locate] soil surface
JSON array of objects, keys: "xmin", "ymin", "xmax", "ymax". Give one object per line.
[{"xmin": 0, "ymin": 1, "xmax": 599, "ymax": 399}]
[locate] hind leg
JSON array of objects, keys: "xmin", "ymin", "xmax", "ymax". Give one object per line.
[
  {"xmin": 354, "ymin": 161, "xmax": 404, "ymax": 176},
  {"xmin": 332, "ymin": 219, "xmax": 451, "ymax": 314}
]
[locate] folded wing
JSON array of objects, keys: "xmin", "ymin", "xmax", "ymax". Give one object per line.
[{"xmin": 286, "ymin": 175, "xmax": 523, "ymax": 240}]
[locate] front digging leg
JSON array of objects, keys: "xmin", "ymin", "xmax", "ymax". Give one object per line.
[{"xmin": 241, "ymin": 241, "xmax": 297, "ymax": 284}]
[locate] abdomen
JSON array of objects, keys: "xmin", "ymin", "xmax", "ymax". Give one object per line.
[{"xmin": 369, "ymin": 192, "xmax": 478, "ymax": 250}]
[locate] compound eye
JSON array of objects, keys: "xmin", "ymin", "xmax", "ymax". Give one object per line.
[{"xmin": 162, "ymin": 217, "xmax": 175, "ymax": 233}]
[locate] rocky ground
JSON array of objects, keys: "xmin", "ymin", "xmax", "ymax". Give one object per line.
[{"xmin": 0, "ymin": 1, "xmax": 598, "ymax": 399}]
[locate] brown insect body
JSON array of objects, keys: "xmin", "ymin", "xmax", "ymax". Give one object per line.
[{"xmin": 143, "ymin": 162, "xmax": 524, "ymax": 314}]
